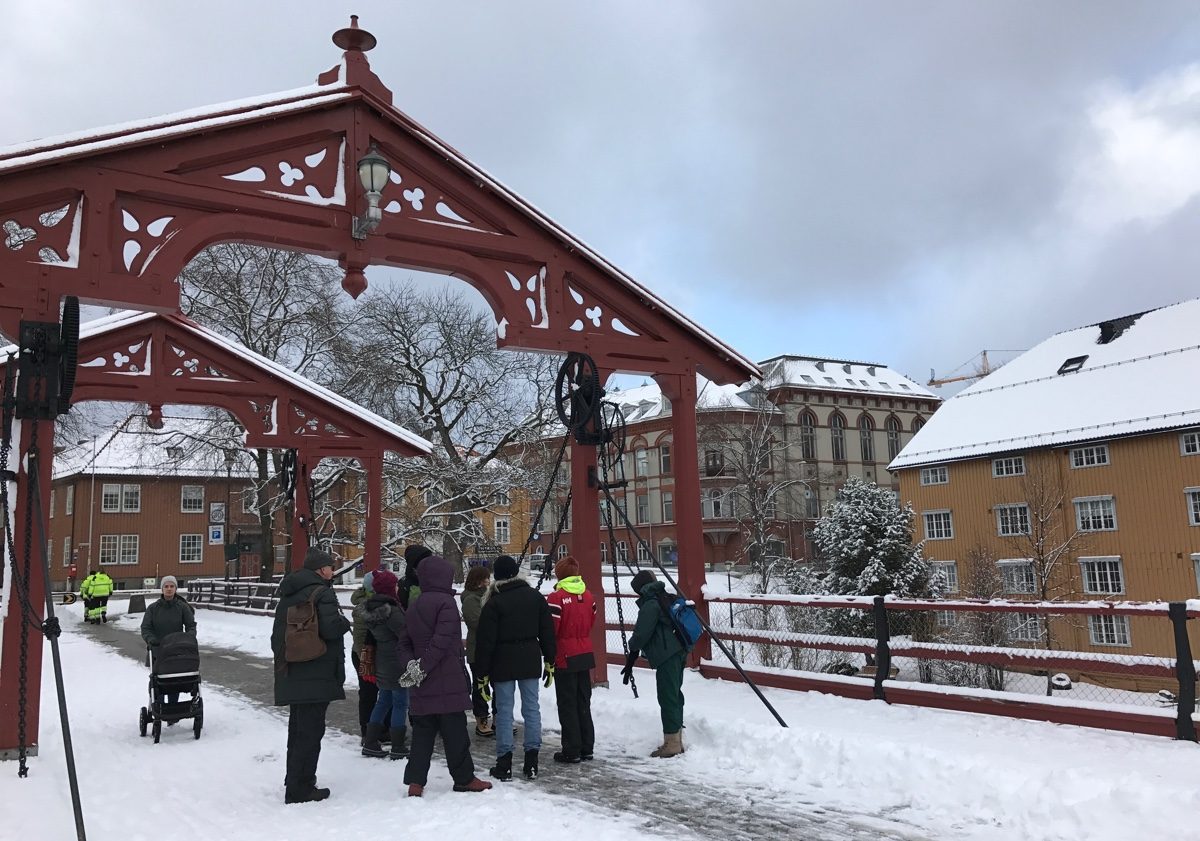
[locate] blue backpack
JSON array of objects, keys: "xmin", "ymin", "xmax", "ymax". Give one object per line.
[{"xmin": 656, "ymin": 591, "xmax": 704, "ymax": 651}]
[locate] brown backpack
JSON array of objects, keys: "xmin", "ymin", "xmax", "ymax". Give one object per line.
[{"xmin": 284, "ymin": 588, "xmax": 328, "ymax": 663}]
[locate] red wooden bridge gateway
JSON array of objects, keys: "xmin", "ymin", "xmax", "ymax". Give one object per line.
[{"xmin": 0, "ymin": 18, "xmax": 757, "ymax": 758}]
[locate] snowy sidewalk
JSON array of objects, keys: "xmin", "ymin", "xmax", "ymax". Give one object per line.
[{"xmin": 64, "ymin": 614, "xmax": 912, "ymax": 841}]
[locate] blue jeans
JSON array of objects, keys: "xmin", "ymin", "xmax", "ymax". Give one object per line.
[
  {"xmin": 494, "ymin": 678, "xmax": 541, "ymax": 756},
  {"xmin": 368, "ymin": 687, "xmax": 409, "ymax": 730}
]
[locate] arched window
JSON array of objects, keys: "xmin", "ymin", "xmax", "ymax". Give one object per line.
[
  {"xmin": 912, "ymin": 416, "xmax": 925, "ymax": 433},
  {"xmin": 830, "ymin": 413, "xmax": 846, "ymax": 462},
  {"xmin": 600, "ymin": 542, "xmax": 607, "ymax": 561},
  {"xmin": 859, "ymin": 414, "xmax": 875, "ymax": 463},
  {"xmin": 886, "ymin": 416, "xmax": 902, "ymax": 460},
  {"xmin": 617, "ymin": 540, "xmax": 629, "ymax": 561},
  {"xmin": 799, "ymin": 410, "xmax": 817, "ymax": 462},
  {"xmin": 558, "ymin": 544, "xmax": 569, "ymax": 558},
  {"xmin": 637, "ymin": 543, "xmax": 651, "ymax": 562}
]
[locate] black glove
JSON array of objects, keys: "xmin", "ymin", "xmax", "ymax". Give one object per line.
[{"xmin": 620, "ymin": 651, "xmax": 638, "ymax": 685}]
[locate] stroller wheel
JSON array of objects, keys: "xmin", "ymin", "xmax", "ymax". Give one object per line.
[
  {"xmin": 193, "ymin": 714, "xmax": 203, "ymax": 740},
  {"xmin": 152, "ymin": 718, "xmax": 162, "ymax": 744},
  {"xmin": 139, "ymin": 707, "xmax": 148, "ymax": 737}
]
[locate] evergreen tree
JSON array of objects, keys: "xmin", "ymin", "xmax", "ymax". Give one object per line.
[{"xmin": 813, "ymin": 477, "xmax": 936, "ymax": 637}]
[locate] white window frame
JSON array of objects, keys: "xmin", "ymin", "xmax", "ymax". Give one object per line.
[
  {"xmin": 920, "ymin": 466, "xmax": 948, "ymax": 486},
  {"xmin": 101, "ymin": 483, "xmax": 122, "ymax": 513},
  {"xmin": 121, "ymin": 484, "xmax": 141, "ymax": 513},
  {"xmin": 1074, "ymin": 496, "xmax": 1117, "ymax": 532},
  {"xmin": 636, "ymin": 494, "xmax": 650, "ymax": 524},
  {"xmin": 1008, "ymin": 614, "xmax": 1041, "ymax": 643},
  {"xmin": 243, "ymin": 488, "xmax": 258, "ymax": 514},
  {"xmin": 558, "ymin": 544, "xmax": 568, "ymax": 558},
  {"xmin": 992, "ymin": 456, "xmax": 1025, "ymax": 478},
  {"xmin": 65, "ymin": 485, "xmax": 74, "ymax": 516},
  {"xmin": 635, "ymin": 449, "xmax": 649, "ymax": 477},
  {"xmin": 617, "ymin": 540, "xmax": 629, "ymax": 562},
  {"xmin": 181, "ymin": 484, "xmax": 205, "ymax": 513},
  {"xmin": 922, "ymin": 510, "xmax": 953, "ymax": 541},
  {"xmin": 179, "ymin": 533, "xmax": 204, "ymax": 564},
  {"xmin": 1088, "ymin": 614, "xmax": 1131, "ymax": 647},
  {"xmin": 62, "ymin": 536, "xmax": 71, "ymax": 568},
  {"xmin": 99, "ymin": 534, "xmax": 120, "ymax": 565},
  {"xmin": 492, "ymin": 490, "xmax": 511, "ymax": 507},
  {"xmin": 493, "ymin": 517, "xmax": 510, "ymax": 546},
  {"xmin": 119, "ymin": 534, "xmax": 139, "ymax": 565},
  {"xmin": 661, "ymin": 491, "xmax": 674, "ymax": 523},
  {"xmin": 1078, "ymin": 556, "xmax": 1125, "ymax": 595},
  {"xmin": 996, "ymin": 503, "xmax": 1031, "ymax": 537},
  {"xmin": 998, "ymin": 559, "xmax": 1037, "ymax": 595},
  {"xmin": 659, "ymin": 444, "xmax": 672, "ymax": 475},
  {"xmin": 636, "ymin": 543, "xmax": 651, "ymax": 562},
  {"xmin": 385, "ymin": 518, "xmax": 404, "ymax": 543},
  {"xmin": 1070, "ymin": 445, "xmax": 1109, "ymax": 469},
  {"xmin": 600, "ymin": 542, "xmax": 608, "ymax": 562},
  {"xmin": 1187, "ymin": 487, "xmax": 1200, "ymax": 527},
  {"xmin": 1182, "ymin": 431, "xmax": 1200, "ymax": 456},
  {"xmin": 931, "ymin": 561, "xmax": 959, "ymax": 593},
  {"xmin": 49, "ymin": 489, "xmax": 55, "ymax": 518},
  {"xmin": 935, "ymin": 610, "xmax": 956, "ymax": 627},
  {"xmin": 1193, "ymin": 553, "xmax": 1200, "ymax": 593}
]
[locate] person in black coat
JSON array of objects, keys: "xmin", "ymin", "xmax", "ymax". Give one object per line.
[{"xmin": 474, "ymin": 555, "xmax": 556, "ymax": 781}]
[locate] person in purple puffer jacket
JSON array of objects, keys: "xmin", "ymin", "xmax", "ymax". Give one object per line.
[{"xmin": 396, "ymin": 554, "xmax": 492, "ymax": 797}]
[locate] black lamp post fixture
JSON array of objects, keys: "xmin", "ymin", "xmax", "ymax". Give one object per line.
[{"xmin": 351, "ymin": 145, "xmax": 391, "ymax": 239}]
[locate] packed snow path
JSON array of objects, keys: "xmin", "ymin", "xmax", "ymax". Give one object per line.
[{"xmin": 74, "ymin": 618, "xmax": 924, "ymax": 840}]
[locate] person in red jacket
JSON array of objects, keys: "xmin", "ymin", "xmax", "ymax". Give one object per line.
[{"xmin": 546, "ymin": 555, "xmax": 597, "ymax": 763}]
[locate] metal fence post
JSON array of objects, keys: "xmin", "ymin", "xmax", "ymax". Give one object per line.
[
  {"xmin": 872, "ymin": 596, "xmax": 891, "ymax": 702},
  {"xmin": 1168, "ymin": 602, "xmax": 1197, "ymax": 742}
]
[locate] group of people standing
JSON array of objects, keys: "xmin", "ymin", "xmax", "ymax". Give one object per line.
[
  {"xmin": 272, "ymin": 544, "xmax": 686, "ymax": 805},
  {"xmin": 79, "ymin": 568, "xmax": 115, "ymax": 623}
]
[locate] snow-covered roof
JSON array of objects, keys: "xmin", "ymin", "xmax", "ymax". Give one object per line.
[
  {"xmin": 604, "ymin": 375, "xmax": 775, "ymax": 424},
  {"xmin": 0, "ymin": 58, "xmax": 757, "ymax": 382},
  {"xmin": 53, "ymin": 416, "xmax": 261, "ymax": 481},
  {"xmin": 889, "ymin": 298, "xmax": 1200, "ymax": 470},
  {"xmin": 760, "ymin": 355, "xmax": 937, "ymax": 399}
]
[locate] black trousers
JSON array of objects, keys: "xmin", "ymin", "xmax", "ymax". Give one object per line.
[
  {"xmin": 351, "ymin": 650, "xmax": 379, "ymax": 736},
  {"xmin": 285, "ymin": 702, "xmax": 329, "ymax": 794},
  {"xmin": 555, "ymin": 670, "xmax": 594, "ymax": 757},
  {"xmin": 404, "ymin": 711, "xmax": 474, "ymax": 787},
  {"xmin": 467, "ymin": 662, "xmax": 494, "ymax": 720}
]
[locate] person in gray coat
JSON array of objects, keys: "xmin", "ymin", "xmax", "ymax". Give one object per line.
[
  {"xmin": 271, "ymin": 548, "xmax": 352, "ymax": 805},
  {"xmin": 354, "ymin": 567, "xmax": 409, "ymax": 759},
  {"xmin": 141, "ymin": 575, "xmax": 197, "ymax": 707}
]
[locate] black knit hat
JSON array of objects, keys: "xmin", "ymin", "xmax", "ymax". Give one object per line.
[
  {"xmin": 303, "ymin": 547, "xmax": 335, "ymax": 571},
  {"xmin": 492, "ymin": 555, "xmax": 519, "ymax": 581},
  {"xmin": 404, "ymin": 545, "xmax": 433, "ymax": 566},
  {"xmin": 630, "ymin": 569, "xmax": 656, "ymax": 595}
]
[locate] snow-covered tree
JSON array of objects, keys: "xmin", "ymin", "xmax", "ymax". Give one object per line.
[{"xmin": 813, "ymin": 476, "xmax": 935, "ymax": 638}]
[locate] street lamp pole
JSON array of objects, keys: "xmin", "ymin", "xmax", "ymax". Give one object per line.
[{"xmin": 86, "ymin": 436, "xmax": 96, "ymax": 571}]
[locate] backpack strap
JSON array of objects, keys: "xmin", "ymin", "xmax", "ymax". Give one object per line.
[{"xmin": 654, "ymin": 589, "xmax": 689, "ymax": 651}]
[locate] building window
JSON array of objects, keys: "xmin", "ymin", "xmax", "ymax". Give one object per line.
[
  {"xmin": 659, "ymin": 443, "xmax": 672, "ymax": 475},
  {"xmin": 600, "ymin": 542, "xmax": 607, "ymax": 562},
  {"xmin": 49, "ymin": 489, "xmax": 55, "ymax": 518},
  {"xmin": 385, "ymin": 519, "xmax": 404, "ymax": 543},
  {"xmin": 243, "ymin": 488, "xmax": 258, "ymax": 514},
  {"xmin": 922, "ymin": 510, "xmax": 953, "ymax": 540},
  {"xmin": 1182, "ymin": 431, "xmax": 1200, "ymax": 456},
  {"xmin": 920, "ymin": 466, "xmax": 948, "ymax": 486},
  {"xmin": 637, "ymin": 543, "xmax": 651, "ymax": 562},
  {"xmin": 1079, "ymin": 556, "xmax": 1124, "ymax": 594},
  {"xmin": 705, "ymin": 489, "xmax": 725, "ymax": 519},
  {"xmin": 659, "ymin": 543, "xmax": 676, "ymax": 565},
  {"xmin": 424, "ymin": 487, "xmax": 440, "ymax": 507},
  {"xmin": 636, "ymin": 494, "xmax": 649, "ymax": 524},
  {"xmin": 101, "ymin": 484, "xmax": 121, "ymax": 513},
  {"xmin": 799, "ymin": 411, "xmax": 817, "ymax": 462},
  {"xmin": 858, "ymin": 415, "xmax": 875, "ymax": 463},
  {"xmin": 911, "ymin": 416, "xmax": 925, "ymax": 433},
  {"xmin": 102, "ymin": 483, "xmax": 140, "ymax": 513},
  {"xmin": 63, "ymin": 536, "xmax": 71, "ymax": 568},
  {"xmin": 558, "ymin": 544, "xmax": 568, "ymax": 558},
  {"xmin": 120, "ymin": 534, "xmax": 139, "ymax": 564},
  {"xmin": 1070, "ymin": 445, "xmax": 1109, "ymax": 469},
  {"xmin": 1074, "ymin": 496, "xmax": 1117, "ymax": 532},
  {"xmin": 935, "ymin": 610, "xmax": 956, "ymax": 627},
  {"xmin": 999, "ymin": 560, "xmax": 1037, "ymax": 594},
  {"xmin": 1008, "ymin": 614, "xmax": 1041, "ymax": 643},
  {"xmin": 1187, "ymin": 488, "xmax": 1200, "ymax": 526},
  {"xmin": 704, "ymin": 449, "xmax": 725, "ymax": 476},
  {"xmin": 661, "ymin": 492, "xmax": 674, "ymax": 522},
  {"xmin": 931, "ymin": 561, "xmax": 959, "ymax": 593},
  {"xmin": 805, "ymin": 492, "xmax": 820, "ymax": 519},
  {"xmin": 99, "ymin": 534, "xmax": 120, "ymax": 565},
  {"xmin": 181, "ymin": 485, "xmax": 204, "ymax": 513},
  {"xmin": 494, "ymin": 517, "xmax": 510, "ymax": 546},
  {"xmin": 992, "ymin": 456, "xmax": 1025, "ymax": 477},
  {"xmin": 46, "ymin": 540, "xmax": 52, "ymax": 565},
  {"xmin": 830, "ymin": 414, "xmax": 846, "ymax": 462},
  {"xmin": 492, "ymin": 490, "xmax": 511, "ymax": 506},
  {"xmin": 617, "ymin": 541, "xmax": 629, "ymax": 562},
  {"xmin": 886, "ymin": 417, "xmax": 902, "ymax": 461},
  {"xmin": 635, "ymin": 449, "xmax": 649, "ymax": 477},
  {"xmin": 1089, "ymin": 615, "xmax": 1131, "ymax": 647},
  {"xmin": 996, "ymin": 504, "xmax": 1031, "ymax": 536},
  {"xmin": 65, "ymin": 485, "xmax": 74, "ymax": 515},
  {"xmin": 179, "ymin": 534, "xmax": 204, "ymax": 564}
]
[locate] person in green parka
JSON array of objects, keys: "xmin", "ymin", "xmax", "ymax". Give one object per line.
[
  {"xmin": 621, "ymin": 569, "xmax": 687, "ymax": 758},
  {"xmin": 271, "ymin": 548, "xmax": 352, "ymax": 805}
]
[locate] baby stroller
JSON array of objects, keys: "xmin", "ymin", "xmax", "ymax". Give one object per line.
[{"xmin": 139, "ymin": 631, "xmax": 204, "ymax": 743}]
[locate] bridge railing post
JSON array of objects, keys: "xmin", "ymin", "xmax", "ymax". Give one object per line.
[{"xmin": 1168, "ymin": 602, "xmax": 1197, "ymax": 742}]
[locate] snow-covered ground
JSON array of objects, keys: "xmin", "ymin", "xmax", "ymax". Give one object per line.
[{"xmin": 6, "ymin": 602, "xmax": 1200, "ymax": 840}]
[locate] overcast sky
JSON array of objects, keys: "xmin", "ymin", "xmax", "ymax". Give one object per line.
[{"xmin": 5, "ymin": 1, "xmax": 1200, "ymax": 390}]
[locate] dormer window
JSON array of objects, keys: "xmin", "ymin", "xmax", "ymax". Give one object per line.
[
  {"xmin": 166, "ymin": 446, "xmax": 184, "ymax": 459},
  {"xmin": 1058, "ymin": 355, "xmax": 1088, "ymax": 375}
]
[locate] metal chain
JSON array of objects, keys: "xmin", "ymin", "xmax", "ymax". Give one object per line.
[
  {"xmin": 534, "ymin": 490, "xmax": 573, "ymax": 588},
  {"xmin": 517, "ymin": 430, "xmax": 571, "ymax": 569}
]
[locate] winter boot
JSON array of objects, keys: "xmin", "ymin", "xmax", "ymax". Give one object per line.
[
  {"xmin": 361, "ymin": 722, "xmax": 387, "ymax": 758},
  {"xmin": 284, "ymin": 786, "xmax": 331, "ymax": 804},
  {"xmin": 475, "ymin": 715, "xmax": 495, "ymax": 737},
  {"xmin": 489, "ymin": 751, "xmax": 513, "ymax": 781},
  {"xmin": 650, "ymin": 731, "xmax": 684, "ymax": 758},
  {"xmin": 407, "ymin": 784, "xmax": 424, "ymax": 798},
  {"xmin": 453, "ymin": 777, "xmax": 494, "ymax": 792},
  {"xmin": 553, "ymin": 750, "xmax": 581, "ymax": 764},
  {"xmin": 388, "ymin": 728, "xmax": 409, "ymax": 760},
  {"xmin": 523, "ymin": 749, "xmax": 539, "ymax": 780}
]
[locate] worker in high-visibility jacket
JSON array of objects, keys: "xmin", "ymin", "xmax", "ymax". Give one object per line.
[{"xmin": 80, "ymin": 569, "xmax": 115, "ymax": 623}]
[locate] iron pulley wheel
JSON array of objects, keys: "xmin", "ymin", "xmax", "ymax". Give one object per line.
[
  {"xmin": 58, "ymin": 296, "xmax": 80, "ymax": 410},
  {"xmin": 554, "ymin": 352, "xmax": 601, "ymax": 434}
]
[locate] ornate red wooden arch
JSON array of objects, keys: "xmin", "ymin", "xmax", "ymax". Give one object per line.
[{"xmin": 0, "ymin": 17, "xmax": 758, "ymax": 757}]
